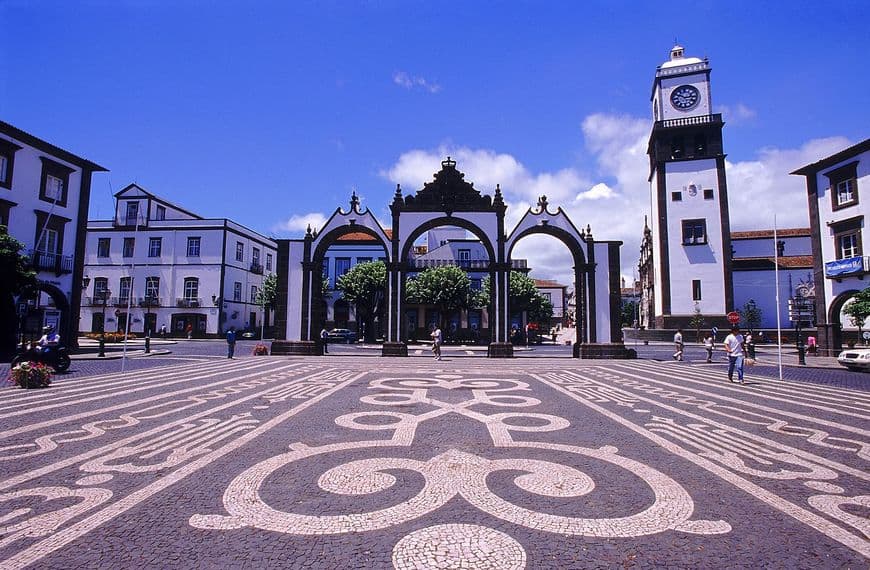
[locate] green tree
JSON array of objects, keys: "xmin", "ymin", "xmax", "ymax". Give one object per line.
[
  {"xmin": 405, "ymin": 265, "xmax": 474, "ymax": 336},
  {"xmin": 621, "ymin": 300, "xmax": 638, "ymax": 328},
  {"xmin": 0, "ymin": 227, "xmax": 38, "ymax": 359},
  {"xmin": 480, "ymin": 271, "xmax": 554, "ymax": 326},
  {"xmin": 336, "ymin": 261, "xmax": 387, "ymax": 343},
  {"xmin": 255, "ymin": 273, "xmax": 278, "ymax": 308},
  {"xmin": 844, "ymin": 287, "xmax": 870, "ymax": 340},
  {"xmin": 688, "ymin": 302, "xmax": 705, "ymax": 342},
  {"xmin": 741, "ymin": 299, "xmax": 762, "ymax": 332}
]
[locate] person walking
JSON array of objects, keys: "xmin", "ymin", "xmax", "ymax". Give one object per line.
[
  {"xmin": 724, "ymin": 326, "xmax": 746, "ymax": 384},
  {"xmin": 431, "ymin": 325, "xmax": 443, "ymax": 361},
  {"xmin": 226, "ymin": 326, "xmax": 237, "ymax": 359},
  {"xmin": 186, "ymin": 323, "xmax": 193, "ymax": 339},
  {"xmin": 703, "ymin": 333, "xmax": 714, "ymax": 363},
  {"xmin": 673, "ymin": 329, "xmax": 684, "ymax": 361},
  {"xmin": 160, "ymin": 323, "xmax": 167, "ymax": 338},
  {"xmin": 320, "ymin": 327, "xmax": 329, "ymax": 354}
]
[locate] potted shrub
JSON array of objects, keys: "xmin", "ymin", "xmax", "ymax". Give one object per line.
[{"xmin": 9, "ymin": 361, "xmax": 53, "ymax": 389}]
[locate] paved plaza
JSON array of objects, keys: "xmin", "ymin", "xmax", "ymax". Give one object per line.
[{"xmin": 1, "ymin": 353, "xmax": 868, "ymax": 568}]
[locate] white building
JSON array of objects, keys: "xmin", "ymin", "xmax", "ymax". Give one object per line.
[
  {"xmin": 793, "ymin": 138, "xmax": 870, "ymax": 355},
  {"xmin": 0, "ymin": 120, "xmax": 107, "ymax": 349},
  {"xmin": 731, "ymin": 228, "xmax": 814, "ymax": 330},
  {"xmin": 645, "ymin": 45, "xmax": 733, "ymax": 328},
  {"xmin": 81, "ymin": 184, "xmax": 277, "ymax": 337}
]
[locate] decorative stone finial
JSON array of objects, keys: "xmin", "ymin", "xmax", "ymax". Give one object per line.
[
  {"xmin": 350, "ymin": 190, "xmax": 360, "ymax": 212},
  {"xmin": 493, "ymin": 183, "xmax": 504, "ymax": 207},
  {"xmin": 586, "ymin": 224, "xmax": 592, "ymax": 237},
  {"xmin": 537, "ymin": 195, "xmax": 549, "ymax": 212},
  {"xmin": 442, "ymin": 156, "xmax": 456, "ymax": 169},
  {"xmin": 305, "ymin": 224, "xmax": 312, "ymax": 238}
]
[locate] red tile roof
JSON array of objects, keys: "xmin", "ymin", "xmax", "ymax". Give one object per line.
[
  {"xmin": 336, "ymin": 229, "xmax": 393, "ymax": 241},
  {"xmin": 731, "ymin": 228, "xmax": 811, "ymax": 239},
  {"xmin": 732, "ymin": 255, "xmax": 814, "ymax": 269},
  {"xmin": 534, "ymin": 279, "xmax": 567, "ymax": 288}
]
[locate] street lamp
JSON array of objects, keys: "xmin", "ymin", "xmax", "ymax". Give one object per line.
[
  {"xmin": 144, "ymin": 294, "xmax": 154, "ymax": 354},
  {"xmin": 212, "ymin": 294, "xmax": 223, "ymax": 335},
  {"xmin": 99, "ymin": 289, "xmax": 111, "ymax": 358}
]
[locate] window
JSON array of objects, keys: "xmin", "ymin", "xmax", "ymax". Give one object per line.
[
  {"xmin": 251, "ymin": 285, "xmax": 258, "ymax": 303},
  {"xmin": 148, "ymin": 237, "xmax": 162, "ymax": 257},
  {"xmin": 39, "ymin": 157, "xmax": 73, "ymax": 207},
  {"xmin": 252, "ymin": 247, "xmax": 260, "ymax": 265},
  {"xmin": 703, "ymin": 189, "xmax": 714, "ymax": 200},
  {"xmin": 692, "ymin": 279, "xmax": 702, "ymax": 301},
  {"xmin": 681, "ymin": 219, "xmax": 707, "ymax": 245},
  {"xmin": 831, "ymin": 216, "xmax": 863, "ymax": 260},
  {"xmin": 542, "ymin": 292, "xmax": 552, "ymax": 303},
  {"xmin": 827, "ymin": 161, "xmax": 859, "ymax": 211},
  {"xmin": 0, "ymin": 138, "xmax": 21, "ymax": 189},
  {"xmin": 97, "ymin": 238, "xmax": 110, "ymax": 257},
  {"xmin": 235, "ymin": 241, "xmax": 244, "ymax": 262},
  {"xmin": 233, "ymin": 282, "xmax": 242, "ymax": 302},
  {"xmin": 183, "ymin": 278, "xmax": 199, "ymax": 301},
  {"xmin": 37, "ymin": 228, "xmax": 58, "ymax": 253},
  {"xmin": 470, "ymin": 278, "xmax": 482, "ymax": 290},
  {"xmin": 836, "ymin": 179, "xmax": 856, "ymax": 206},
  {"xmin": 155, "ymin": 205, "xmax": 166, "ymax": 220},
  {"xmin": 93, "ymin": 277, "xmax": 109, "ymax": 300},
  {"xmin": 123, "ymin": 237, "xmax": 135, "ymax": 258},
  {"xmin": 670, "ymin": 136, "xmax": 684, "ymax": 159},
  {"xmin": 459, "ymin": 249, "xmax": 471, "ymax": 261},
  {"xmin": 266, "ymin": 253, "xmax": 273, "ymax": 271},
  {"xmin": 838, "ymin": 232, "xmax": 861, "ymax": 259},
  {"xmin": 335, "ymin": 258, "xmax": 351, "ymax": 280},
  {"xmin": 693, "ymin": 134, "xmax": 707, "ymax": 157},
  {"xmin": 118, "ymin": 277, "xmax": 131, "ymax": 304},
  {"xmin": 145, "ymin": 276, "xmax": 159, "ymax": 299},
  {"xmin": 671, "ymin": 192, "xmax": 682, "ymax": 202},
  {"xmin": 187, "ymin": 236, "xmax": 201, "ymax": 257},
  {"xmin": 125, "ymin": 201, "xmax": 140, "ymax": 225},
  {"xmin": 322, "ymin": 257, "xmax": 330, "ymax": 287}
]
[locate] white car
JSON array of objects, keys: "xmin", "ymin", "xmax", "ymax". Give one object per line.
[{"xmin": 837, "ymin": 348, "xmax": 870, "ymax": 371}]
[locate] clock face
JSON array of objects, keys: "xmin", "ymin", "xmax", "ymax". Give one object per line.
[{"xmin": 670, "ymin": 85, "xmax": 701, "ymax": 111}]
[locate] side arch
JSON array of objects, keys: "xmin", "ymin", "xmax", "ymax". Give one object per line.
[{"xmin": 827, "ymin": 289, "xmax": 861, "ymax": 352}]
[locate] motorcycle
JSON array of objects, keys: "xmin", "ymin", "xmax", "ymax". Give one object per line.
[{"xmin": 11, "ymin": 342, "xmax": 71, "ymax": 373}]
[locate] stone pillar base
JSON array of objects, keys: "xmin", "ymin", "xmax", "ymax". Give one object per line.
[
  {"xmin": 488, "ymin": 342, "xmax": 514, "ymax": 358},
  {"xmin": 270, "ymin": 340, "xmax": 321, "ymax": 356},
  {"xmin": 574, "ymin": 342, "xmax": 637, "ymax": 359},
  {"xmin": 382, "ymin": 342, "xmax": 408, "ymax": 357}
]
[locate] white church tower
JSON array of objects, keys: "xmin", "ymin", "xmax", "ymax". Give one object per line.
[{"xmin": 646, "ymin": 44, "xmax": 733, "ymax": 328}]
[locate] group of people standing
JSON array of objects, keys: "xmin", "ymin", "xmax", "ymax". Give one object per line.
[{"xmin": 674, "ymin": 326, "xmax": 754, "ymax": 384}]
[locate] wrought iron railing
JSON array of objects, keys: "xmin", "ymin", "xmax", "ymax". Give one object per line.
[
  {"xmin": 250, "ymin": 262, "xmax": 264, "ymax": 274},
  {"xmin": 28, "ymin": 251, "xmax": 74, "ymax": 274},
  {"xmin": 176, "ymin": 297, "xmax": 202, "ymax": 308}
]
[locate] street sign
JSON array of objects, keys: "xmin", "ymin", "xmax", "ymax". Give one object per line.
[{"xmin": 727, "ymin": 311, "xmax": 740, "ymax": 324}]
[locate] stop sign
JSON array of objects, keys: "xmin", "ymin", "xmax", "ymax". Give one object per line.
[{"xmin": 727, "ymin": 311, "xmax": 740, "ymax": 324}]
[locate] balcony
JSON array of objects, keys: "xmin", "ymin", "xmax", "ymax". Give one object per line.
[
  {"xmin": 250, "ymin": 262, "xmax": 264, "ymax": 274},
  {"xmin": 28, "ymin": 251, "xmax": 74, "ymax": 275},
  {"xmin": 115, "ymin": 296, "xmax": 132, "ymax": 307},
  {"xmin": 176, "ymin": 297, "xmax": 203, "ymax": 308},
  {"xmin": 654, "ymin": 113, "xmax": 723, "ymax": 130},
  {"xmin": 406, "ymin": 259, "xmax": 529, "ymax": 270},
  {"xmin": 138, "ymin": 297, "xmax": 161, "ymax": 308}
]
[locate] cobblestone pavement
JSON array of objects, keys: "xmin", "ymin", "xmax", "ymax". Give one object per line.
[{"xmin": 0, "ymin": 357, "xmax": 868, "ymax": 568}]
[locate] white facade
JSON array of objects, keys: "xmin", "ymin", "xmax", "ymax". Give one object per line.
[
  {"xmin": 793, "ymin": 138, "xmax": 870, "ymax": 354},
  {"xmin": 0, "ymin": 120, "xmax": 106, "ymax": 346},
  {"xmin": 81, "ymin": 184, "xmax": 277, "ymax": 337}
]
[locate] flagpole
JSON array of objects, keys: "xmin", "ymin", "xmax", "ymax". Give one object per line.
[
  {"xmin": 774, "ymin": 215, "xmax": 783, "ymax": 381},
  {"xmin": 121, "ymin": 212, "xmax": 140, "ymax": 373}
]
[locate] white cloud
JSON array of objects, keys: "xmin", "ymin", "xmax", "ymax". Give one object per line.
[
  {"xmin": 726, "ymin": 136, "xmax": 851, "ymax": 230},
  {"xmin": 272, "ymin": 212, "xmax": 328, "ymax": 236},
  {"xmin": 393, "ymin": 71, "xmax": 441, "ymax": 94},
  {"xmin": 381, "ymin": 117, "xmax": 852, "ymax": 288},
  {"xmin": 575, "ymin": 182, "xmax": 615, "ymax": 201},
  {"xmin": 715, "ymin": 103, "xmax": 757, "ymax": 124}
]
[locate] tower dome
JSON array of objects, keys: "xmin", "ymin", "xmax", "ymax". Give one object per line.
[{"xmin": 660, "ymin": 43, "xmax": 703, "ymax": 69}]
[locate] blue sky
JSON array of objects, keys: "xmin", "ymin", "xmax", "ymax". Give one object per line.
[{"xmin": 2, "ymin": 1, "xmax": 868, "ymax": 283}]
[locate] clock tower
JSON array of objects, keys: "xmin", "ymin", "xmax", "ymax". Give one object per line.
[{"xmin": 647, "ymin": 45, "xmax": 733, "ymax": 328}]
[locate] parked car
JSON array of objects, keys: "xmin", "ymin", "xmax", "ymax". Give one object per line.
[
  {"xmin": 837, "ymin": 348, "xmax": 870, "ymax": 371},
  {"xmin": 327, "ymin": 328, "xmax": 358, "ymax": 343},
  {"xmin": 241, "ymin": 330, "xmax": 258, "ymax": 339}
]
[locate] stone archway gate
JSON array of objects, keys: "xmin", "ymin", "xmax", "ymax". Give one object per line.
[{"xmin": 272, "ymin": 158, "xmax": 631, "ymax": 358}]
